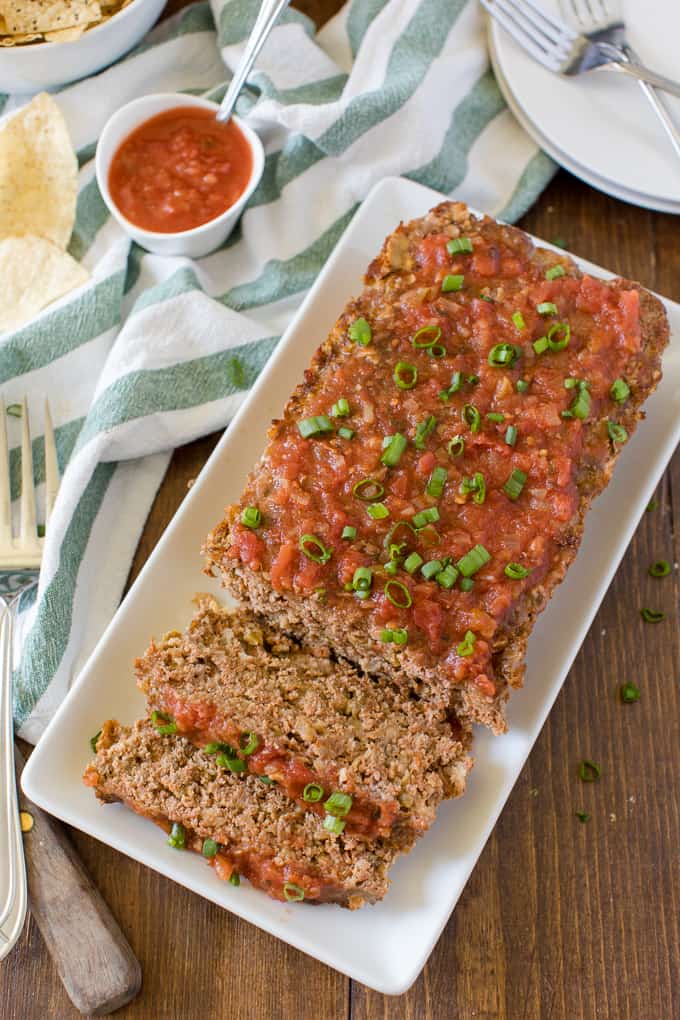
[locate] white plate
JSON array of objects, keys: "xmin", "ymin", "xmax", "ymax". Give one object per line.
[
  {"xmin": 489, "ymin": 0, "xmax": 680, "ymax": 212},
  {"xmin": 22, "ymin": 177, "xmax": 680, "ymax": 995}
]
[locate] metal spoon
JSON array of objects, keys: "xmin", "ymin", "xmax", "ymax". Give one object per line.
[{"xmin": 216, "ymin": 0, "xmax": 291, "ymax": 123}]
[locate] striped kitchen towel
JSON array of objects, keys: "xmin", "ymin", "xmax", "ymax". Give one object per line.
[{"xmin": 4, "ymin": 0, "xmax": 556, "ymax": 741}]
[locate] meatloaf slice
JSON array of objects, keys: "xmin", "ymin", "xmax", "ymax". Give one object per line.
[
  {"xmin": 136, "ymin": 596, "xmax": 472, "ymax": 847},
  {"xmin": 84, "ymin": 719, "xmax": 400, "ymax": 909},
  {"xmin": 205, "ymin": 201, "xmax": 669, "ymax": 734}
]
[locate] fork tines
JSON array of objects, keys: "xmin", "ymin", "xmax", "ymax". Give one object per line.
[{"xmin": 481, "ymin": 0, "xmax": 577, "ymax": 70}]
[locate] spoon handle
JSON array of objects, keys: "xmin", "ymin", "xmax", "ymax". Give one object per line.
[{"xmin": 216, "ymin": 0, "xmax": 292, "ymax": 123}]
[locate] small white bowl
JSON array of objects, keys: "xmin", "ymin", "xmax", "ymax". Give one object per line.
[
  {"xmin": 0, "ymin": 0, "xmax": 167, "ymax": 94},
  {"xmin": 95, "ymin": 93, "xmax": 265, "ymax": 258}
]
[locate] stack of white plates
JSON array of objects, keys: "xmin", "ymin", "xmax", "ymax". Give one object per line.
[{"xmin": 488, "ymin": 0, "xmax": 680, "ymax": 213}]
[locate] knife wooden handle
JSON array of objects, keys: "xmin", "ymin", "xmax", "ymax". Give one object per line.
[{"xmin": 15, "ymin": 746, "xmax": 142, "ymax": 1016}]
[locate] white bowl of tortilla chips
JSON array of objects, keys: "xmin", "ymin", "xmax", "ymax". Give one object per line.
[{"xmin": 0, "ymin": 0, "xmax": 166, "ymax": 93}]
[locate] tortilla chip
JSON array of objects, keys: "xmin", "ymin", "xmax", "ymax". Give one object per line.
[
  {"xmin": 0, "ymin": 236, "xmax": 88, "ymax": 333},
  {"xmin": 0, "ymin": 93, "xmax": 78, "ymax": 249},
  {"xmin": 44, "ymin": 23, "xmax": 84, "ymax": 40},
  {"xmin": 0, "ymin": 0, "xmax": 101, "ymax": 34},
  {"xmin": 0, "ymin": 31, "xmax": 42, "ymax": 43}
]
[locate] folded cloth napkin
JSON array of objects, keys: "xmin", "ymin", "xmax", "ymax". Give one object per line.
[{"xmin": 3, "ymin": 0, "xmax": 556, "ymax": 742}]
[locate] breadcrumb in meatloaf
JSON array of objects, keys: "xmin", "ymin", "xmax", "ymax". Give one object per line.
[
  {"xmin": 136, "ymin": 596, "xmax": 472, "ymax": 846},
  {"xmin": 204, "ymin": 201, "xmax": 669, "ymax": 734},
  {"xmin": 84, "ymin": 719, "xmax": 401, "ymax": 908}
]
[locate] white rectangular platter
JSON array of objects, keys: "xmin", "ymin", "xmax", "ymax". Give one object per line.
[{"xmin": 22, "ymin": 177, "xmax": 680, "ymax": 995}]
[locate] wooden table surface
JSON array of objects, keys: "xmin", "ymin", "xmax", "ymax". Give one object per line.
[{"xmin": 5, "ymin": 2, "xmax": 680, "ymax": 1017}]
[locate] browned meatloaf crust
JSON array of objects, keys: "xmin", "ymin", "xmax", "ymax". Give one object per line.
[
  {"xmin": 136, "ymin": 596, "xmax": 472, "ymax": 846},
  {"xmin": 205, "ymin": 201, "xmax": 669, "ymax": 733},
  {"xmin": 84, "ymin": 719, "xmax": 401, "ymax": 908}
]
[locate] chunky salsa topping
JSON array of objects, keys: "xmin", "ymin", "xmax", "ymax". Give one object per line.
[{"xmin": 109, "ymin": 107, "xmax": 253, "ymax": 233}]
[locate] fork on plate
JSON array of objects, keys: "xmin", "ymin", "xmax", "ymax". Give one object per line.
[{"xmin": 0, "ymin": 396, "xmax": 59, "ymax": 960}]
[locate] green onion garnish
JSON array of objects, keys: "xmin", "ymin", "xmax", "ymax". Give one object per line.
[
  {"xmin": 460, "ymin": 472, "xmax": 486, "ymax": 504},
  {"xmin": 426, "ymin": 466, "xmax": 447, "ymax": 499},
  {"xmin": 381, "ymin": 432, "xmax": 408, "ymax": 467},
  {"xmin": 503, "ymin": 468, "xmax": 527, "ymax": 501},
  {"xmin": 447, "ymin": 435, "xmax": 465, "ymax": 458},
  {"xmin": 240, "ymin": 732, "xmax": 259, "ymax": 756},
  {"xmin": 448, "ymin": 371, "xmax": 463, "ymax": 393},
  {"xmin": 89, "ymin": 730, "xmax": 101, "ymax": 754},
  {"xmin": 352, "ymin": 566, "xmax": 373, "ymax": 593},
  {"xmin": 442, "ymin": 274, "xmax": 464, "ymax": 293},
  {"xmin": 456, "ymin": 630, "xmax": 477, "ymax": 657},
  {"xmin": 547, "ymin": 322, "xmax": 570, "ymax": 350},
  {"xmin": 533, "ymin": 337, "xmax": 549, "ymax": 355},
  {"xmin": 575, "ymin": 811, "xmax": 590, "ymax": 824},
  {"xmin": 229, "ymin": 873, "xmax": 240, "ymax": 886},
  {"xmin": 421, "ymin": 559, "xmax": 443, "ymax": 580},
  {"xmin": 6, "ymin": 404, "xmax": 21, "ymax": 418},
  {"xmin": 353, "ymin": 477, "xmax": 384, "ymax": 501},
  {"xmin": 404, "ymin": 552, "xmax": 423, "ymax": 574},
  {"xmin": 412, "ymin": 507, "xmax": 440, "ymax": 529},
  {"xmin": 204, "ymin": 743, "xmax": 220, "ymax": 754},
  {"xmin": 349, "ymin": 317, "xmax": 371, "ymax": 346},
  {"xmin": 436, "ymin": 564, "xmax": 459, "ymax": 589},
  {"xmin": 216, "ymin": 749, "xmax": 246, "ymax": 773},
  {"xmin": 607, "ymin": 420, "xmax": 628, "ymax": 445},
  {"xmin": 620, "ymin": 682, "xmax": 640, "ymax": 703},
  {"xmin": 325, "ymin": 792, "xmax": 352, "ymax": 817},
  {"xmin": 505, "ymin": 562, "xmax": 530, "ymax": 579},
  {"xmin": 537, "ymin": 301, "xmax": 558, "ymax": 316},
  {"xmin": 341, "ymin": 525, "xmax": 356, "ymax": 541},
  {"xmin": 283, "ymin": 882, "xmax": 305, "ymax": 902},
  {"xmin": 462, "ymin": 403, "xmax": 481, "ymax": 433},
  {"xmin": 384, "ymin": 579, "xmax": 412, "ymax": 608},
  {"xmin": 381, "ymin": 627, "xmax": 408, "ymax": 645},
  {"xmin": 516, "ymin": 379, "xmax": 529, "ymax": 393},
  {"xmin": 337, "ymin": 426, "xmax": 355, "ymax": 440},
  {"xmin": 167, "ymin": 822, "xmax": 186, "ymax": 849},
  {"xmin": 298, "ymin": 415, "xmax": 333, "ymax": 439},
  {"xmin": 457, "ymin": 544, "xmax": 491, "ymax": 577},
  {"xmin": 259, "ymin": 775, "xmax": 276, "ymax": 785},
  {"xmin": 640, "ymin": 608, "xmax": 665, "ymax": 623},
  {"xmin": 323, "ymin": 815, "xmax": 346, "ymax": 834},
  {"xmin": 413, "ymin": 416, "xmax": 437, "ymax": 449},
  {"xmin": 384, "ymin": 520, "xmax": 417, "ymax": 548},
  {"xmin": 610, "ymin": 378, "xmax": 630, "ymax": 403},
  {"xmin": 367, "ymin": 502, "xmax": 389, "ymax": 520},
  {"xmin": 394, "ymin": 361, "xmax": 418, "ymax": 389},
  {"xmin": 427, "ymin": 344, "xmax": 447, "ymax": 358},
  {"xmin": 331, "ymin": 398, "xmax": 350, "ymax": 417},
  {"xmin": 240, "ymin": 506, "xmax": 261, "ymax": 529},
  {"xmin": 505, "ymin": 425, "xmax": 517, "ymax": 447},
  {"xmin": 546, "ymin": 264, "xmax": 566, "ymax": 280},
  {"xmin": 649, "ymin": 560, "xmax": 670, "ymax": 578},
  {"xmin": 447, "ymin": 237, "xmax": 473, "ymax": 254},
  {"xmin": 460, "ymin": 577, "xmax": 474, "ymax": 592},
  {"xmin": 480, "ymin": 293, "xmax": 494, "ymax": 302},
  {"xmin": 151, "ymin": 710, "xmax": 177, "ymax": 736},
  {"xmin": 647, "ymin": 499, "xmax": 659, "ymax": 511},
  {"xmin": 562, "ymin": 381, "xmax": 590, "ymax": 420},
  {"xmin": 299, "ymin": 534, "xmax": 332, "ymax": 564},
  {"xmin": 486, "ymin": 412, "xmax": 505, "ymax": 423},
  {"xmin": 302, "ymin": 783, "xmax": 324, "ymax": 803},
  {"xmin": 578, "ymin": 760, "xmax": 601, "ymax": 783},
  {"xmin": 488, "ymin": 342, "xmax": 520, "ymax": 368},
  {"xmin": 384, "ymin": 561, "xmax": 398, "ymax": 575},
  {"xmin": 512, "ymin": 311, "xmax": 525, "ymax": 330},
  {"xmin": 202, "ymin": 838, "xmax": 218, "ymax": 858},
  {"xmin": 412, "ymin": 325, "xmax": 442, "ymax": 349}
]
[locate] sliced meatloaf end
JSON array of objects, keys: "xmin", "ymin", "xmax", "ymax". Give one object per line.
[
  {"xmin": 136, "ymin": 595, "xmax": 473, "ymax": 848},
  {"xmin": 204, "ymin": 202, "xmax": 669, "ymax": 734},
  {"xmin": 84, "ymin": 719, "xmax": 400, "ymax": 909}
]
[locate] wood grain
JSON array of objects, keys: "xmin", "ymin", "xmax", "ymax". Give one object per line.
[{"xmin": 4, "ymin": 6, "xmax": 679, "ymax": 1018}]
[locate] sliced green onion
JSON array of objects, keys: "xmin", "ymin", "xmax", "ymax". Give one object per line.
[
  {"xmin": 578, "ymin": 760, "xmax": 601, "ymax": 783},
  {"xmin": 647, "ymin": 499, "xmax": 659, "ymax": 512},
  {"xmin": 298, "ymin": 415, "xmax": 333, "ymax": 438},
  {"xmin": 89, "ymin": 730, "xmax": 101, "ymax": 754},
  {"xmin": 381, "ymin": 432, "xmax": 408, "ymax": 467},
  {"xmin": 546, "ymin": 322, "xmax": 570, "ymax": 351},
  {"xmin": 381, "ymin": 627, "xmax": 408, "ymax": 645},
  {"xmin": 436, "ymin": 564, "xmax": 459, "ymax": 589},
  {"xmin": 412, "ymin": 507, "xmax": 440, "ymax": 529},
  {"xmin": 283, "ymin": 882, "xmax": 305, "ymax": 902},
  {"xmin": 516, "ymin": 379, "xmax": 529, "ymax": 393},
  {"xmin": 325, "ymin": 792, "xmax": 352, "ymax": 817},
  {"xmin": 457, "ymin": 544, "xmax": 491, "ymax": 577},
  {"xmin": 537, "ymin": 301, "xmax": 558, "ymax": 316},
  {"xmin": 421, "ymin": 559, "xmax": 443, "ymax": 580},
  {"xmin": 564, "ymin": 377, "xmax": 580, "ymax": 389},
  {"xmin": 322, "ymin": 815, "xmax": 346, "ymax": 835},
  {"xmin": 384, "ymin": 560, "xmax": 399, "ymax": 575},
  {"xmin": 303, "ymin": 783, "xmax": 324, "ymax": 803},
  {"xmin": 480, "ymin": 293, "xmax": 495, "ymax": 303},
  {"xmin": 384, "ymin": 579, "xmax": 412, "ymax": 608},
  {"xmin": 448, "ymin": 435, "xmax": 465, "ymax": 458},
  {"xmin": 442, "ymin": 274, "xmax": 464, "ymax": 293},
  {"xmin": 640, "ymin": 607, "xmax": 665, "ymax": 623},
  {"xmin": 259, "ymin": 775, "xmax": 276, "ymax": 785},
  {"xmin": 552, "ymin": 237, "xmax": 566, "ymax": 249},
  {"xmin": 505, "ymin": 425, "xmax": 517, "ymax": 447},
  {"xmin": 394, "ymin": 361, "xmax": 418, "ymax": 389},
  {"xmin": 240, "ymin": 506, "xmax": 261, "ymax": 529},
  {"xmin": 349, "ymin": 317, "xmax": 371, "ymax": 346},
  {"xmin": 341, "ymin": 525, "xmax": 356, "ymax": 541},
  {"xmin": 607, "ymin": 420, "xmax": 628, "ymax": 445},
  {"xmin": 512, "ymin": 311, "xmax": 525, "ymax": 330},
  {"xmin": 460, "ymin": 577, "xmax": 474, "ymax": 592},
  {"xmin": 167, "ymin": 822, "xmax": 186, "ymax": 849},
  {"xmin": 447, "ymin": 237, "xmax": 473, "ymax": 254},
  {"xmin": 203, "ymin": 742, "xmax": 221, "ymax": 754},
  {"xmin": 240, "ymin": 732, "xmax": 259, "ymax": 756},
  {"xmin": 384, "ymin": 520, "xmax": 417, "ymax": 549},
  {"xmin": 533, "ymin": 336, "xmax": 549, "ymax": 355},
  {"xmin": 610, "ymin": 378, "xmax": 630, "ymax": 403},
  {"xmin": 462, "ymin": 403, "xmax": 481, "ymax": 433},
  {"xmin": 404, "ymin": 552, "xmax": 423, "ymax": 574},
  {"xmin": 202, "ymin": 838, "xmax": 219, "ymax": 858},
  {"xmin": 413, "ymin": 416, "xmax": 437, "ymax": 449},
  {"xmin": 229, "ymin": 873, "xmax": 241, "ymax": 886},
  {"xmin": 426, "ymin": 466, "xmax": 447, "ymax": 499},
  {"xmin": 299, "ymin": 534, "xmax": 332, "ymax": 564},
  {"xmin": 456, "ymin": 630, "xmax": 477, "ymax": 657},
  {"xmin": 338, "ymin": 426, "xmax": 355, "ymax": 440},
  {"xmin": 486, "ymin": 412, "xmax": 505, "ymax": 423},
  {"xmin": 575, "ymin": 811, "xmax": 590, "ymax": 824},
  {"xmin": 503, "ymin": 468, "xmax": 527, "ymax": 501},
  {"xmin": 448, "ymin": 371, "xmax": 463, "ymax": 393},
  {"xmin": 427, "ymin": 344, "xmax": 447, "ymax": 359},
  {"xmin": 488, "ymin": 342, "xmax": 520, "ymax": 368},
  {"xmin": 151, "ymin": 710, "xmax": 177, "ymax": 736},
  {"xmin": 37, "ymin": 524, "xmax": 45, "ymax": 538},
  {"xmin": 412, "ymin": 324, "xmax": 442, "ymax": 348},
  {"xmin": 353, "ymin": 477, "xmax": 384, "ymax": 501},
  {"xmin": 461, "ymin": 472, "xmax": 486, "ymax": 505},
  {"xmin": 620, "ymin": 682, "xmax": 640, "ymax": 704},
  {"xmin": 331, "ymin": 398, "xmax": 350, "ymax": 417},
  {"xmin": 367, "ymin": 502, "xmax": 389, "ymax": 520},
  {"xmin": 505, "ymin": 562, "xmax": 530, "ymax": 580},
  {"xmin": 216, "ymin": 749, "xmax": 246, "ymax": 773},
  {"xmin": 546, "ymin": 264, "xmax": 566, "ymax": 280},
  {"xmin": 6, "ymin": 404, "xmax": 22, "ymax": 418},
  {"xmin": 649, "ymin": 559, "xmax": 671, "ymax": 578},
  {"xmin": 562, "ymin": 381, "xmax": 590, "ymax": 420},
  {"xmin": 352, "ymin": 566, "xmax": 373, "ymax": 592}
]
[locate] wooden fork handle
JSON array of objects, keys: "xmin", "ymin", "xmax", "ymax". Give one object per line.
[{"xmin": 14, "ymin": 747, "xmax": 142, "ymax": 1016}]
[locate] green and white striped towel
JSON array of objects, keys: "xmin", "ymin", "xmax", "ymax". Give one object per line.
[{"xmin": 4, "ymin": 0, "xmax": 556, "ymax": 742}]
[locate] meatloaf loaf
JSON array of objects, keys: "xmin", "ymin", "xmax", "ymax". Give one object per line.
[
  {"xmin": 205, "ymin": 201, "xmax": 668, "ymax": 733},
  {"xmin": 84, "ymin": 719, "xmax": 400, "ymax": 908},
  {"xmin": 136, "ymin": 596, "xmax": 472, "ymax": 846}
]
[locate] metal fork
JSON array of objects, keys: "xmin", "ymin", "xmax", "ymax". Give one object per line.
[
  {"xmin": 481, "ymin": 0, "xmax": 680, "ymax": 98},
  {"xmin": 0, "ymin": 397, "xmax": 59, "ymax": 961}
]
